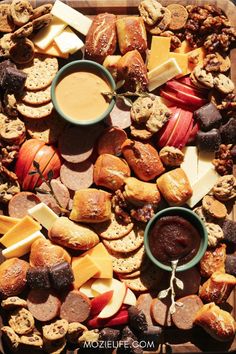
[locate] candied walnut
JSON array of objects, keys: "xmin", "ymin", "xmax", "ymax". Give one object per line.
[
  {"xmin": 213, "ymin": 144, "xmax": 233, "ymax": 175},
  {"xmin": 112, "ymin": 190, "xmax": 131, "ymax": 224},
  {"xmin": 130, "ymin": 204, "xmax": 155, "ymax": 223},
  {"xmin": 160, "ymin": 31, "xmax": 182, "ymax": 50},
  {"xmin": 203, "ymin": 54, "xmax": 221, "ymax": 72},
  {"xmin": 0, "ymin": 163, "xmax": 20, "ymax": 203},
  {"xmin": 0, "ymin": 142, "xmax": 19, "ymax": 165}
]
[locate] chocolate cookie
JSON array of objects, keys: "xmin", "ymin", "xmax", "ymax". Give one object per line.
[
  {"xmin": 139, "ymin": 0, "xmax": 165, "ymax": 26},
  {"xmin": 205, "ymin": 222, "xmax": 224, "ymax": 247},
  {"xmin": 32, "ymin": 14, "xmax": 53, "ymax": 31},
  {"xmin": 9, "ymin": 308, "xmax": 35, "ymax": 335},
  {"xmin": 159, "ymin": 146, "xmax": 184, "ymax": 166},
  {"xmin": 131, "ymin": 96, "xmax": 155, "ymax": 124},
  {"xmin": 193, "ymin": 66, "xmax": 214, "ymax": 88},
  {"xmin": 1, "ymin": 296, "xmax": 27, "ymax": 310},
  {"xmin": 0, "ymin": 115, "xmax": 25, "ymax": 145},
  {"xmin": 1, "ymin": 326, "xmax": 20, "ymax": 351},
  {"xmin": 32, "ymin": 4, "xmax": 52, "ymax": 19},
  {"xmin": 146, "ymin": 101, "xmax": 171, "ymax": 133},
  {"xmin": 11, "ymin": 22, "xmax": 33, "ymax": 40},
  {"xmin": 67, "ymin": 322, "xmax": 87, "ymax": 344},
  {"xmin": 20, "ymin": 332, "xmax": 43, "ymax": 347}
]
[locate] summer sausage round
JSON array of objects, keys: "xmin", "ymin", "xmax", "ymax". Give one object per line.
[
  {"xmin": 60, "ymin": 290, "xmax": 91, "ymax": 323},
  {"xmin": 27, "ymin": 289, "xmax": 61, "ymax": 322}
]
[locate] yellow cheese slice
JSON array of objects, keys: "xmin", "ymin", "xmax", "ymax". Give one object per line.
[
  {"xmin": 0, "ymin": 215, "xmax": 20, "ymax": 234},
  {"xmin": 72, "ymin": 255, "xmax": 100, "ymax": 289},
  {"xmin": 2, "ymin": 231, "xmax": 45, "ymax": 259},
  {"xmin": 147, "ymin": 36, "xmax": 171, "ymax": 71},
  {"xmin": 93, "ymin": 257, "xmax": 113, "ymax": 279},
  {"xmin": 28, "ymin": 202, "xmax": 58, "ymax": 230},
  {"xmin": 187, "ymin": 47, "xmax": 207, "ymax": 74},
  {"xmin": 34, "ymin": 42, "xmax": 69, "ymax": 59},
  {"xmin": 174, "ymin": 40, "xmax": 193, "ymax": 54},
  {"xmin": 81, "ymin": 242, "xmax": 111, "ymax": 259},
  {"xmin": 169, "ymin": 52, "xmax": 189, "ymax": 77},
  {"xmin": 0, "ymin": 216, "xmax": 41, "ymax": 248},
  {"xmin": 79, "ymin": 279, "xmax": 99, "ymax": 297}
]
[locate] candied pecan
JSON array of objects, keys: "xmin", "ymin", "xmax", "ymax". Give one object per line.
[
  {"xmin": 130, "ymin": 204, "xmax": 155, "ymax": 223},
  {"xmin": 0, "ymin": 143, "xmax": 19, "ymax": 166},
  {"xmin": 0, "ymin": 163, "xmax": 20, "ymax": 203},
  {"xmin": 213, "ymin": 144, "xmax": 234, "ymax": 175},
  {"xmin": 203, "ymin": 54, "xmax": 222, "ymax": 72}
]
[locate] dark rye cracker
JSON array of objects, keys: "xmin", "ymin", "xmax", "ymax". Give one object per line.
[{"xmin": 93, "ymin": 212, "xmax": 134, "ymax": 240}]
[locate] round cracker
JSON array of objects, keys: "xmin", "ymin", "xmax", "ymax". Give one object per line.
[
  {"xmin": 110, "ymin": 246, "xmax": 146, "ymax": 274},
  {"xmin": 20, "ymin": 54, "xmax": 58, "ymax": 91},
  {"xmin": 22, "ymin": 85, "xmax": 51, "ymax": 105},
  {"xmin": 102, "ymin": 229, "xmax": 144, "ymax": 254},
  {"xmin": 117, "ymin": 257, "xmax": 150, "ymax": 278},
  {"xmin": 17, "ymin": 101, "xmax": 53, "ymax": 119},
  {"xmin": 25, "ymin": 111, "xmax": 66, "ymax": 144},
  {"xmin": 120, "ymin": 265, "xmax": 163, "ymax": 292},
  {"xmin": 92, "ymin": 212, "xmax": 134, "ymax": 240}
]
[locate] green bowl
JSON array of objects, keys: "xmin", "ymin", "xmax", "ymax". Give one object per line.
[
  {"xmin": 144, "ymin": 207, "xmax": 208, "ymax": 272},
  {"xmin": 51, "ymin": 60, "xmax": 116, "ymax": 126}
]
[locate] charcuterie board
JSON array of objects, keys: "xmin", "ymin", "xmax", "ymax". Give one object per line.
[{"xmin": 0, "ymin": 0, "xmax": 236, "ymax": 353}]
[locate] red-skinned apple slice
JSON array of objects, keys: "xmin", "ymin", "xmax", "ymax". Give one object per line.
[
  {"xmin": 160, "ymin": 89, "xmax": 195, "ymax": 111},
  {"xmin": 15, "ymin": 139, "xmax": 45, "ymax": 185},
  {"xmin": 187, "ymin": 122, "xmax": 200, "ymax": 144},
  {"xmin": 167, "ymin": 109, "xmax": 193, "ymax": 148},
  {"xmin": 165, "ymin": 80, "xmax": 206, "ymax": 98},
  {"xmin": 98, "ymin": 281, "xmax": 127, "ymax": 319},
  {"xmin": 88, "ymin": 309, "xmax": 129, "ymax": 328},
  {"xmin": 175, "ymin": 90, "xmax": 207, "ymax": 108},
  {"xmin": 161, "ymin": 88, "xmax": 206, "ymax": 110},
  {"xmin": 181, "ymin": 118, "xmax": 194, "ymax": 149},
  {"xmin": 90, "ymin": 290, "xmax": 114, "ymax": 318},
  {"xmin": 157, "ymin": 108, "xmax": 181, "ymax": 148},
  {"xmin": 178, "ymin": 76, "xmax": 208, "ymax": 92},
  {"xmin": 25, "ymin": 145, "xmax": 56, "ymax": 191}
]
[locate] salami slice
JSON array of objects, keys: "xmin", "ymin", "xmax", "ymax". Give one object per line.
[
  {"xmin": 174, "ymin": 267, "xmax": 201, "ymax": 299},
  {"xmin": 97, "ymin": 127, "xmax": 127, "ymax": 156},
  {"xmin": 8, "ymin": 192, "xmax": 41, "ymax": 218},
  {"xmin": 59, "ymin": 124, "xmax": 103, "ymax": 164},
  {"xmin": 106, "ymin": 97, "xmax": 131, "ymax": 129},
  {"xmin": 60, "ymin": 160, "xmax": 94, "ymax": 192},
  {"xmin": 171, "ymin": 295, "xmax": 203, "ymax": 330}
]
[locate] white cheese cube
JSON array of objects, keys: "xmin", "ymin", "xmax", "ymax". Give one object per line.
[
  {"xmin": 54, "ymin": 27, "xmax": 84, "ymax": 54},
  {"xmin": 28, "ymin": 202, "xmax": 58, "ymax": 230},
  {"xmin": 33, "ymin": 16, "xmax": 66, "ymax": 50}
]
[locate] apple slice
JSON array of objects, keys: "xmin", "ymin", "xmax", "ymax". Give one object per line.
[
  {"xmin": 165, "ymin": 80, "xmax": 206, "ymax": 98},
  {"xmin": 187, "ymin": 122, "xmax": 200, "ymax": 144},
  {"xmin": 175, "ymin": 90, "xmax": 207, "ymax": 109},
  {"xmin": 90, "ymin": 290, "xmax": 114, "ymax": 318},
  {"xmin": 167, "ymin": 109, "xmax": 193, "ymax": 148},
  {"xmin": 88, "ymin": 308, "xmax": 129, "ymax": 328},
  {"xmin": 157, "ymin": 108, "xmax": 181, "ymax": 148},
  {"xmin": 178, "ymin": 76, "xmax": 208, "ymax": 92},
  {"xmin": 161, "ymin": 88, "xmax": 206, "ymax": 110},
  {"xmin": 98, "ymin": 282, "xmax": 127, "ymax": 319},
  {"xmin": 124, "ymin": 288, "xmax": 137, "ymax": 306},
  {"xmin": 181, "ymin": 118, "xmax": 194, "ymax": 149}
]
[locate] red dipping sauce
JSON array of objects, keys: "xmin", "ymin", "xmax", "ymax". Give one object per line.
[{"xmin": 149, "ymin": 215, "xmax": 201, "ymax": 266}]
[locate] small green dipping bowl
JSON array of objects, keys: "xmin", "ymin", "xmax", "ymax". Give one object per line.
[
  {"xmin": 51, "ymin": 60, "xmax": 116, "ymax": 126},
  {"xmin": 144, "ymin": 207, "xmax": 208, "ymax": 272}
]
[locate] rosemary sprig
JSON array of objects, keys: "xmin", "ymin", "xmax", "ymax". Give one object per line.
[
  {"xmin": 29, "ymin": 160, "xmax": 69, "ymax": 215},
  {"xmin": 158, "ymin": 260, "xmax": 184, "ymax": 315}
]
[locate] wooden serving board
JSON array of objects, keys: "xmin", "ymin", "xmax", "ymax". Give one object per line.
[{"xmin": 0, "ymin": 0, "xmax": 236, "ymax": 353}]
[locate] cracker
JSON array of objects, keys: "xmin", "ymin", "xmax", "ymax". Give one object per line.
[
  {"xmin": 25, "ymin": 111, "xmax": 66, "ymax": 143},
  {"xmin": 110, "ymin": 246, "xmax": 145, "ymax": 274},
  {"xmin": 117, "ymin": 257, "xmax": 150, "ymax": 278},
  {"xmin": 22, "ymin": 85, "xmax": 51, "ymax": 105},
  {"xmin": 20, "ymin": 54, "xmax": 58, "ymax": 91},
  {"xmin": 102, "ymin": 228, "xmax": 144, "ymax": 253},
  {"xmin": 17, "ymin": 101, "xmax": 53, "ymax": 119},
  {"xmin": 93, "ymin": 212, "xmax": 134, "ymax": 240},
  {"xmin": 120, "ymin": 265, "xmax": 164, "ymax": 292}
]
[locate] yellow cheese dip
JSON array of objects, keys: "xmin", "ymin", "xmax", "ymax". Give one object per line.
[{"xmin": 55, "ymin": 70, "xmax": 111, "ymax": 121}]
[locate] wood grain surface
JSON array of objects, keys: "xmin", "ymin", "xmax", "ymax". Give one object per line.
[{"xmin": 0, "ymin": 0, "xmax": 236, "ymax": 353}]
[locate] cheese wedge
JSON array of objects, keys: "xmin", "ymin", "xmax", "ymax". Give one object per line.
[
  {"xmin": 28, "ymin": 202, "xmax": 58, "ymax": 230},
  {"xmin": 0, "ymin": 216, "xmax": 41, "ymax": 248},
  {"xmin": 147, "ymin": 36, "xmax": 171, "ymax": 71},
  {"xmin": 80, "ymin": 242, "xmax": 111, "ymax": 259},
  {"xmin": 148, "ymin": 58, "xmax": 182, "ymax": 91},
  {"xmin": 181, "ymin": 146, "xmax": 198, "ymax": 186},
  {"xmin": 198, "ymin": 151, "xmax": 215, "ymax": 180},
  {"xmin": 72, "ymin": 255, "xmax": 100, "ymax": 289},
  {"xmin": 93, "ymin": 257, "xmax": 113, "ymax": 279},
  {"xmin": 33, "ymin": 16, "xmax": 67, "ymax": 50},
  {"xmin": 186, "ymin": 168, "xmax": 219, "ymax": 208},
  {"xmin": 0, "ymin": 215, "xmax": 20, "ymax": 234},
  {"xmin": 54, "ymin": 27, "xmax": 84, "ymax": 54},
  {"xmin": 187, "ymin": 47, "xmax": 206, "ymax": 73},
  {"xmin": 51, "ymin": 0, "xmax": 92, "ymax": 36},
  {"xmin": 34, "ymin": 42, "xmax": 69, "ymax": 59},
  {"xmin": 2, "ymin": 231, "xmax": 45, "ymax": 259},
  {"xmin": 169, "ymin": 52, "xmax": 189, "ymax": 77}
]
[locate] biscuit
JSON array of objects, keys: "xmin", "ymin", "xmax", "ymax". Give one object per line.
[
  {"xmin": 103, "ymin": 228, "xmax": 144, "ymax": 253},
  {"xmin": 9, "ymin": 38, "xmax": 35, "ymax": 65},
  {"xmin": 32, "ymin": 14, "xmax": 53, "ymax": 31},
  {"xmin": 32, "ymin": 4, "xmax": 53, "ymax": 19},
  {"xmin": 138, "ymin": 0, "xmax": 164, "ymax": 26},
  {"xmin": 193, "ymin": 66, "xmax": 214, "ymax": 88},
  {"xmin": 214, "ymin": 73, "xmax": 234, "ymax": 94},
  {"xmin": 10, "ymin": 0, "xmax": 33, "ymax": 26},
  {"xmin": 202, "ymin": 195, "xmax": 227, "ymax": 220},
  {"xmin": 1, "ymin": 296, "xmax": 27, "ymax": 310},
  {"xmin": 22, "ymin": 85, "xmax": 51, "ymax": 105},
  {"xmin": 20, "ymin": 332, "xmax": 43, "ymax": 347},
  {"xmin": 167, "ymin": 4, "xmax": 188, "ymax": 30},
  {"xmin": 213, "ymin": 175, "xmax": 236, "ymax": 201},
  {"xmin": 17, "ymin": 101, "xmax": 53, "ymax": 119},
  {"xmin": 9, "ymin": 308, "xmax": 35, "ymax": 335},
  {"xmin": 20, "ymin": 54, "xmax": 58, "ymax": 91},
  {"xmin": 93, "ymin": 212, "xmax": 134, "ymax": 240},
  {"xmin": 110, "ymin": 246, "xmax": 145, "ymax": 274},
  {"xmin": 0, "ymin": 4, "xmax": 15, "ymax": 33},
  {"xmin": 43, "ymin": 319, "xmax": 69, "ymax": 341},
  {"xmin": 148, "ymin": 8, "xmax": 171, "ymax": 34},
  {"xmin": 1, "ymin": 326, "xmax": 20, "ymax": 351}
]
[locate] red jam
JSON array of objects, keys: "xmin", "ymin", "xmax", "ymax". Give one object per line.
[{"xmin": 149, "ymin": 215, "xmax": 201, "ymax": 266}]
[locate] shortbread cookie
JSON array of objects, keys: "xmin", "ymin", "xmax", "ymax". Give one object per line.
[
  {"xmin": 103, "ymin": 229, "xmax": 144, "ymax": 253},
  {"xmin": 10, "ymin": 0, "xmax": 33, "ymax": 26},
  {"xmin": 213, "ymin": 175, "xmax": 236, "ymax": 201},
  {"xmin": 22, "ymin": 85, "xmax": 51, "ymax": 105},
  {"xmin": 25, "ymin": 112, "xmax": 66, "ymax": 143},
  {"xmin": 214, "ymin": 73, "xmax": 234, "ymax": 94},
  {"xmin": 93, "ymin": 212, "xmax": 134, "ymax": 240},
  {"xmin": 193, "ymin": 66, "xmax": 214, "ymax": 88},
  {"xmin": 17, "ymin": 101, "xmax": 53, "ymax": 119},
  {"xmin": 1, "ymin": 296, "xmax": 27, "ymax": 310},
  {"xmin": 139, "ymin": 0, "xmax": 164, "ymax": 26},
  {"xmin": 205, "ymin": 222, "xmax": 224, "ymax": 247},
  {"xmin": 20, "ymin": 332, "xmax": 43, "ymax": 347},
  {"xmin": 43, "ymin": 319, "xmax": 69, "ymax": 341},
  {"xmin": 32, "ymin": 14, "xmax": 53, "ymax": 31},
  {"xmin": 20, "ymin": 55, "xmax": 58, "ymax": 91},
  {"xmin": 43, "ymin": 337, "xmax": 66, "ymax": 354},
  {"xmin": 167, "ymin": 4, "xmax": 188, "ymax": 30},
  {"xmin": 0, "ymin": 4, "xmax": 15, "ymax": 33},
  {"xmin": 202, "ymin": 195, "xmax": 227, "ymax": 220},
  {"xmin": 110, "ymin": 246, "xmax": 145, "ymax": 274},
  {"xmin": 11, "ymin": 22, "xmax": 33, "ymax": 40},
  {"xmin": 148, "ymin": 8, "xmax": 171, "ymax": 34},
  {"xmin": 9, "ymin": 308, "xmax": 35, "ymax": 335},
  {"xmin": 32, "ymin": 4, "xmax": 52, "ymax": 19},
  {"xmin": 1, "ymin": 326, "xmax": 20, "ymax": 351},
  {"xmin": 9, "ymin": 38, "xmax": 35, "ymax": 65}
]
